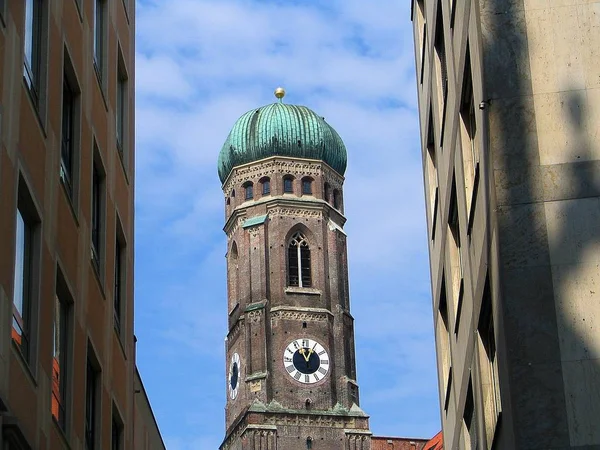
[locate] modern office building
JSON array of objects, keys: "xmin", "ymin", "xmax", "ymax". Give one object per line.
[
  {"xmin": 0, "ymin": 2, "xmax": 163, "ymax": 449},
  {"xmin": 411, "ymin": 0, "xmax": 600, "ymax": 449}
]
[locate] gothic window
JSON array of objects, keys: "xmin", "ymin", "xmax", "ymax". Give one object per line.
[
  {"xmin": 287, "ymin": 232, "xmax": 311, "ymax": 288},
  {"xmin": 228, "ymin": 242, "xmax": 239, "ymax": 311},
  {"xmin": 243, "ymin": 182, "xmax": 253, "ymax": 200},
  {"xmin": 283, "ymin": 175, "xmax": 294, "ymax": 193},
  {"xmin": 302, "ymin": 177, "xmax": 313, "ymax": 195}
]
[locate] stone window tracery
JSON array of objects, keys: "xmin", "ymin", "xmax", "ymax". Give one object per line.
[{"xmin": 287, "ymin": 232, "xmax": 311, "ymax": 288}]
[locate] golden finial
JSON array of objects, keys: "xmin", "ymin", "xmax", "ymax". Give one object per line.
[{"xmin": 274, "ymin": 87, "xmax": 285, "ymax": 102}]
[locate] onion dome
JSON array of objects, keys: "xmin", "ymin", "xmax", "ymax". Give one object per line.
[{"xmin": 218, "ymin": 88, "xmax": 347, "ymax": 183}]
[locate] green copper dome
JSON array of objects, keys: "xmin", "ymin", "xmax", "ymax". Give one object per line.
[{"xmin": 218, "ymin": 101, "xmax": 347, "ymax": 183}]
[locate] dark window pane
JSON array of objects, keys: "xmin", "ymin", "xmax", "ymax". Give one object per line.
[
  {"xmin": 24, "ymin": 0, "xmax": 41, "ymax": 103},
  {"xmin": 300, "ymin": 246, "xmax": 311, "ymax": 287},
  {"xmin": 324, "ymin": 184, "xmax": 331, "ymax": 204},
  {"xmin": 302, "ymin": 180, "xmax": 312, "ymax": 195},
  {"xmin": 61, "ymin": 78, "xmax": 74, "ymax": 197},
  {"xmin": 288, "ymin": 246, "xmax": 299, "ymax": 287},
  {"xmin": 245, "ymin": 185, "xmax": 253, "ymax": 200},
  {"xmin": 112, "ymin": 417, "xmax": 121, "ymax": 450},
  {"xmin": 114, "ymin": 240, "xmax": 122, "ymax": 333},
  {"xmin": 116, "ymin": 72, "xmax": 125, "ymax": 152},
  {"xmin": 262, "ymin": 180, "xmax": 270, "ymax": 195},
  {"xmin": 12, "ymin": 209, "xmax": 31, "ymax": 359},
  {"xmin": 52, "ymin": 296, "xmax": 68, "ymax": 429},
  {"xmin": 284, "ymin": 178, "xmax": 293, "ymax": 193},
  {"xmin": 93, "ymin": 0, "xmax": 103, "ymax": 77},
  {"xmin": 91, "ymin": 164, "xmax": 101, "ymax": 266},
  {"xmin": 85, "ymin": 360, "xmax": 97, "ymax": 450}
]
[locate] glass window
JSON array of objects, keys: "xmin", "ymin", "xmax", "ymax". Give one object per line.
[
  {"xmin": 111, "ymin": 415, "xmax": 122, "ymax": 450},
  {"xmin": 114, "ymin": 237, "xmax": 124, "ymax": 333},
  {"xmin": 262, "ymin": 178, "xmax": 270, "ymax": 195},
  {"xmin": 85, "ymin": 359, "xmax": 98, "ymax": 450},
  {"xmin": 244, "ymin": 184, "xmax": 253, "ymax": 200},
  {"xmin": 287, "ymin": 232, "xmax": 311, "ymax": 288},
  {"xmin": 91, "ymin": 160, "xmax": 104, "ymax": 271},
  {"xmin": 324, "ymin": 183, "xmax": 331, "ymax": 204},
  {"xmin": 284, "ymin": 177, "xmax": 293, "ymax": 193},
  {"xmin": 333, "ymin": 190, "xmax": 341, "ymax": 210},
  {"xmin": 302, "ymin": 179, "xmax": 312, "ymax": 195},
  {"xmin": 93, "ymin": 0, "xmax": 104, "ymax": 79},
  {"xmin": 116, "ymin": 56, "xmax": 127, "ymax": 155},
  {"xmin": 52, "ymin": 294, "xmax": 69, "ymax": 429},
  {"xmin": 61, "ymin": 78, "xmax": 75, "ymax": 198},
  {"xmin": 12, "ymin": 209, "xmax": 31, "ymax": 359},
  {"xmin": 24, "ymin": 0, "xmax": 42, "ymax": 104}
]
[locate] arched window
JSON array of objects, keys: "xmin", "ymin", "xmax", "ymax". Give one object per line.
[
  {"xmin": 260, "ymin": 177, "xmax": 271, "ymax": 195},
  {"xmin": 288, "ymin": 232, "xmax": 311, "ymax": 288},
  {"xmin": 333, "ymin": 189, "xmax": 341, "ymax": 210},
  {"xmin": 243, "ymin": 182, "xmax": 254, "ymax": 200},
  {"xmin": 228, "ymin": 242, "xmax": 239, "ymax": 310},
  {"xmin": 302, "ymin": 177, "xmax": 313, "ymax": 195},
  {"xmin": 283, "ymin": 175, "xmax": 294, "ymax": 193},
  {"xmin": 231, "ymin": 189, "xmax": 235, "ymax": 198},
  {"xmin": 324, "ymin": 183, "xmax": 331, "ymax": 204}
]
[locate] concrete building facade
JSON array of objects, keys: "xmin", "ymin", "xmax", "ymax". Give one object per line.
[
  {"xmin": 0, "ymin": 1, "xmax": 163, "ymax": 449},
  {"xmin": 411, "ymin": 0, "xmax": 600, "ymax": 449},
  {"xmin": 218, "ymin": 93, "xmax": 372, "ymax": 449}
]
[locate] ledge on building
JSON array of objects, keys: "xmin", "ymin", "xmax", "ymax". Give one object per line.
[{"xmin": 285, "ymin": 286, "xmax": 321, "ymax": 296}]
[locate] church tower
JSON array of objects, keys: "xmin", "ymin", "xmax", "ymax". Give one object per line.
[{"xmin": 218, "ymin": 89, "xmax": 371, "ymax": 450}]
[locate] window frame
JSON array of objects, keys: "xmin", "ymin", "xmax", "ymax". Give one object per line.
[
  {"xmin": 111, "ymin": 407, "xmax": 123, "ymax": 450},
  {"xmin": 243, "ymin": 182, "xmax": 254, "ymax": 201},
  {"xmin": 283, "ymin": 176, "xmax": 294, "ymax": 194},
  {"xmin": 60, "ymin": 77, "xmax": 75, "ymax": 198},
  {"xmin": 12, "ymin": 209, "xmax": 33, "ymax": 361},
  {"xmin": 287, "ymin": 232, "xmax": 312, "ymax": 288},
  {"xmin": 85, "ymin": 352, "xmax": 100, "ymax": 450},
  {"xmin": 260, "ymin": 177, "xmax": 270, "ymax": 195},
  {"xmin": 333, "ymin": 189, "xmax": 341, "ymax": 210},
  {"xmin": 116, "ymin": 46, "xmax": 128, "ymax": 162},
  {"xmin": 301, "ymin": 177, "xmax": 313, "ymax": 195},
  {"xmin": 12, "ymin": 178, "xmax": 41, "ymax": 369},
  {"xmin": 91, "ymin": 149, "xmax": 106, "ymax": 277},
  {"xmin": 323, "ymin": 183, "xmax": 331, "ymax": 204},
  {"xmin": 24, "ymin": 0, "xmax": 42, "ymax": 106},
  {"xmin": 52, "ymin": 272, "xmax": 72, "ymax": 431},
  {"xmin": 114, "ymin": 221, "xmax": 126, "ymax": 335},
  {"xmin": 93, "ymin": 0, "xmax": 106, "ymax": 83}
]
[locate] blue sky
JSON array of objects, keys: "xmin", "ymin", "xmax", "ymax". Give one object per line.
[{"xmin": 133, "ymin": 0, "xmax": 440, "ymax": 447}]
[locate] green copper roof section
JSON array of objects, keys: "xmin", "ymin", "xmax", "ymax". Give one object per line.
[
  {"xmin": 242, "ymin": 214, "xmax": 268, "ymax": 228},
  {"xmin": 218, "ymin": 102, "xmax": 347, "ymax": 183}
]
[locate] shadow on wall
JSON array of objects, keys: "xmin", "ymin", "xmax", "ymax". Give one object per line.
[{"xmin": 482, "ymin": 0, "xmax": 600, "ymax": 447}]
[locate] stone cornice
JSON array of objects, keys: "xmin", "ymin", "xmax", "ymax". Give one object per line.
[
  {"xmin": 224, "ymin": 197, "xmax": 347, "ymax": 237},
  {"xmin": 270, "ymin": 306, "xmax": 333, "ymax": 323},
  {"xmin": 221, "ymin": 156, "xmax": 345, "ymax": 194}
]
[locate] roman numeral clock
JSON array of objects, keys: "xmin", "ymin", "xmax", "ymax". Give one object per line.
[{"xmin": 218, "ymin": 88, "xmax": 372, "ymax": 450}]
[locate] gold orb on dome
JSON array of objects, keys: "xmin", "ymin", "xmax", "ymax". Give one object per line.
[{"xmin": 274, "ymin": 87, "xmax": 286, "ymax": 99}]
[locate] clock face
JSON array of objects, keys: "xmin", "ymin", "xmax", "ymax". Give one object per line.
[
  {"xmin": 228, "ymin": 353, "xmax": 241, "ymax": 400},
  {"xmin": 283, "ymin": 338, "xmax": 329, "ymax": 384}
]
